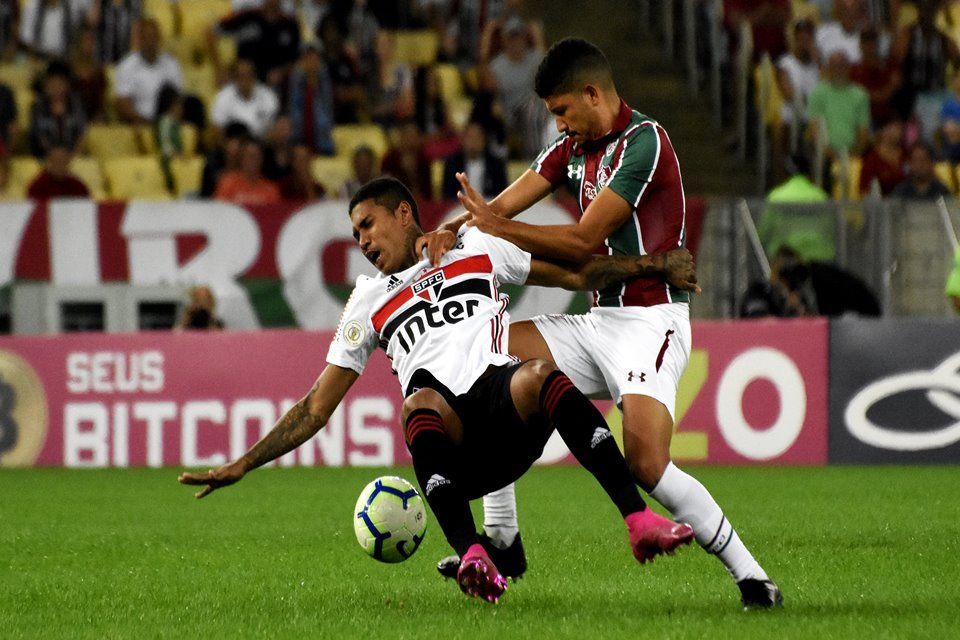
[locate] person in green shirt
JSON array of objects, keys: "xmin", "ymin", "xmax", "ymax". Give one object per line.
[
  {"xmin": 759, "ymin": 154, "xmax": 835, "ymax": 262},
  {"xmin": 806, "ymin": 50, "xmax": 870, "ymax": 157},
  {"xmin": 946, "ymin": 246, "xmax": 960, "ymax": 313}
]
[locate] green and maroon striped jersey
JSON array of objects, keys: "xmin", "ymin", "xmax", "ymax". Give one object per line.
[{"xmin": 531, "ymin": 100, "xmax": 688, "ymax": 307}]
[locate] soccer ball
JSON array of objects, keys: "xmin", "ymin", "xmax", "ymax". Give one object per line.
[{"xmin": 354, "ymin": 476, "xmax": 427, "ymax": 563}]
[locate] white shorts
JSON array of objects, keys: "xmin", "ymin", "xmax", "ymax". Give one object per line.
[{"xmin": 531, "ymin": 303, "xmax": 691, "ymax": 419}]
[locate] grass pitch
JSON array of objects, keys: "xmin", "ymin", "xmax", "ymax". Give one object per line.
[{"xmin": 2, "ymin": 466, "xmax": 958, "ymax": 639}]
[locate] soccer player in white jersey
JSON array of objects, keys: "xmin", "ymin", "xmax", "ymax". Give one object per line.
[
  {"xmin": 179, "ymin": 177, "xmax": 700, "ymax": 603},
  {"xmin": 424, "ymin": 38, "xmax": 782, "ymax": 609}
]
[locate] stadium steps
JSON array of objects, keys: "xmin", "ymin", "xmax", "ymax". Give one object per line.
[{"xmin": 528, "ymin": 0, "xmax": 756, "ymax": 196}]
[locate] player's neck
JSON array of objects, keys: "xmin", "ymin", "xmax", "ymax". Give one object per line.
[{"xmin": 594, "ymin": 93, "xmax": 623, "ymax": 139}]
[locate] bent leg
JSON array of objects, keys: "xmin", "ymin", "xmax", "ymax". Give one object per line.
[
  {"xmin": 402, "ymin": 389, "xmax": 477, "ymax": 557},
  {"xmin": 621, "ymin": 394, "xmax": 770, "ymax": 583}
]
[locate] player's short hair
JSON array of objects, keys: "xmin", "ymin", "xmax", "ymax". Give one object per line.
[
  {"xmin": 349, "ymin": 177, "xmax": 421, "ymax": 227},
  {"xmin": 534, "ymin": 38, "xmax": 614, "ymax": 99}
]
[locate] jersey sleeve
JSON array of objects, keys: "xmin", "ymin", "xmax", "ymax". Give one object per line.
[
  {"xmin": 607, "ymin": 123, "xmax": 660, "ymax": 208},
  {"xmin": 326, "ymin": 278, "xmax": 377, "ymax": 375},
  {"xmin": 530, "ymin": 133, "xmax": 571, "ymax": 187},
  {"xmin": 465, "ymin": 227, "xmax": 531, "ymax": 285}
]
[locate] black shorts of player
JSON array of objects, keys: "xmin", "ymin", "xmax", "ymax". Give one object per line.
[{"xmin": 405, "ymin": 363, "xmax": 553, "ymax": 500}]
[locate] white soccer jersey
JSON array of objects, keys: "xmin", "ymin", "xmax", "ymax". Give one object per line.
[{"xmin": 326, "ymin": 227, "xmax": 532, "ymax": 395}]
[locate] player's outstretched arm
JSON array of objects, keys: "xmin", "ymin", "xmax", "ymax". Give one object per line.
[
  {"xmin": 177, "ymin": 364, "xmax": 360, "ymax": 498},
  {"xmin": 526, "ymin": 249, "xmax": 700, "ymax": 293}
]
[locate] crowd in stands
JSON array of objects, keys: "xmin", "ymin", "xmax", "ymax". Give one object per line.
[
  {"xmin": 0, "ymin": 0, "xmax": 547, "ymax": 203},
  {"xmin": 740, "ymin": 0, "xmax": 960, "ymax": 198}
]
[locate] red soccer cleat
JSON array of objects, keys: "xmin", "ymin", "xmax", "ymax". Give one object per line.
[
  {"xmin": 625, "ymin": 509, "xmax": 695, "ymax": 564},
  {"xmin": 456, "ymin": 543, "xmax": 508, "ymax": 604}
]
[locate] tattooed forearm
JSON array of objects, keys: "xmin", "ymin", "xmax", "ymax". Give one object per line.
[
  {"xmin": 239, "ymin": 385, "xmax": 327, "ymax": 472},
  {"xmin": 578, "ymin": 255, "xmax": 665, "ymax": 290}
]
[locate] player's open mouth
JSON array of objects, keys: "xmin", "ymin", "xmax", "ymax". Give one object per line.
[{"xmin": 365, "ymin": 250, "xmax": 382, "ymax": 268}]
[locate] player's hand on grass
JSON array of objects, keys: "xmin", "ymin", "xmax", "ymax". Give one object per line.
[
  {"xmin": 178, "ymin": 460, "xmax": 247, "ymax": 499},
  {"xmin": 415, "ymin": 228, "xmax": 457, "ymax": 266},
  {"xmin": 456, "ymin": 172, "xmax": 500, "ymax": 233},
  {"xmin": 662, "ymin": 248, "xmax": 701, "ymax": 294}
]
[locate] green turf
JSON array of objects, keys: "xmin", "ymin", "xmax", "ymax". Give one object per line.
[{"xmin": 2, "ymin": 466, "xmax": 958, "ymax": 639}]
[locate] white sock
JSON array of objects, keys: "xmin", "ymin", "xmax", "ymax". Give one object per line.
[
  {"xmin": 482, "ymin": 483, "xmax": 518, "ymax": 548},
  {"xmin": 650, "ymin": 462, "xmax": 768, "ymax": 582}
]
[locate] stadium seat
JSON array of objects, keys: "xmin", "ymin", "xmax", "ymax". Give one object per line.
[
  {"xmin": 174, "ymin": 0, "xmax": 233, "ymax": 64},
  {"xmin": 435, "ymin": 63, "xmax": 464, "ymax": 104},
  {"xmin": 180, "ymin": 64, "xmax": 218, "ymax": 111},
  {"xmin": 332, "ymin": 125, "xmax": 390, "ymax": 161},
  {"xmin": 831, "ymin": 156, "xmax": 862, "ymax": 200},
  {"xmin": 934, "ymin": 161, "xmax": 956, "ymax": 194},
  {"xmin": 104, "ymin": 156, "xmax": 171, "ymax": 199},
  {"xmin": 14, "ymin": 88, "xmax": 33, "ymax": 134},
  {"xmin": 70, "ymin": 156, "xmax": 107, "ymax": 200},
  {"xmin": 170, "ymin": 155, "xmax": 205, "ymax": 198},
  {"xmin": 143, "ymin": 0, "xmax": 176, "ymax": 40},
  {"xmin": 507, "ymin": 160, "xmax": 528, "ymax": 184},
  {"xmin": 140, "ymin": 123, "xmax": 198, "ymax": 156},
  {"xmin": 1, "ymin": 156, "xmax": 41, "ymax": 199},
  {"xmin": 310, "ymin": 155, "xmax": 353, "ymax": 197},
  {"xmin": 0, "ymin": 62, "xmax": 37, "ymax": 92},
  {"xmin": 86, "ymin": 124, "xmax": 142, "ymax": 162},
  {"xmin": 431, "ymin": 158, "xmax": 444, "ymax": 201},
  {"xmin": 392, "ymin": 30, "xmax": 440, "ymax": 66},
  {"xmin": 448, "ymin": 96, "xmax": 474, "ymax": 129}
]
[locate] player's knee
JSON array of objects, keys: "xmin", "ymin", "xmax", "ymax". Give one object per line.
[
  {"xmin": 523, "ymin": 358, "xmax": 558, "ymax": 388},
  {"xmin": 628, "ymin": 454, "xmax": 670, "ymax": 492},
  {"xmin": 401, "ymin": 388, "xmax": 448, "ymax": 427}
]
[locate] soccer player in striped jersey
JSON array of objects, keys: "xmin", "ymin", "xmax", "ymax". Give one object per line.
[
  {"xmin": 179, "ymin": 177, "xmax": 699, "ymax": 603},
  {"xmin": 426, "ymin": 38, "xmax": 782, "ymax": 609}
]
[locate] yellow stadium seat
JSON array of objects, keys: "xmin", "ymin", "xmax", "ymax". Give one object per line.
[
  {"xmin": 170, "ymin": 155, "xmax": 205, "ymax": 198},
  {"xmin": 86, "ymin": 124, "xmax": 142, "ymax": 162},
  {"xmin": 181, "ymin": 64, "xmax": 217, "ymax": 110},
  {"xmin": 753, "ymin": 56, "xmax": 783, "ymax": 128},
  {"xmin": 14, "ymin": 88, "xmax": 33, "ymax": 133},
  {"xmin": 332, "ymin": 125, "xmax": 390, "ymax": 161},
  {"xmin": 1, "ymin": 156, "xmax": 41, "ymax": 199},
  {"xmin": 934, "ymin": 161, "xmax": 955, "ymax": 194},
  {"xmin": 0, "ymin": 63, "xmax": 38, "ymax": 92},
  {"xmin": 507, "ymin": 160, "xmax": 528, "ymax": 184},
  {"xmin": 898, "ymin": 2, "xmax": 918, "ymax": 30},
  {"xmin": 104, "ymin": 156, "xmax": 171, "ymax": 199},
  {"xmin": 831, "ymin": 156, "xmax": 862, "ymax": 200},
  {"xmin": 430, "ymin": 158, "xmax": 444, "ymax": 201},
  {"xmin": 140, "ymin": 123, "xmax": 197, "ymax": 156},
  {"xmin": 448, "ymin": 96, "xmax": 473, "ymax": 130},
  {"xmin": 392, "ymin": 30, "xmax": 440, "ymax": 66},
  {"xmin": 143, "ymin": 0, "xmax": 176, "ymax": 40},
  {"xmin": 435, "ymin": 63, "xmax": 464, "ymax": 104},
  {"xmin": 70, "ymin": 156, "xmax": 107, "ymax": 199},
  {"xmin": 311, "ymin": 155, "xmax": 353, "ymax": 196}
]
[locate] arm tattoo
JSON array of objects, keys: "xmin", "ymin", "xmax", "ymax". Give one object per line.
[
  {"xmin": 579, "ymin": 255, "xmax": 664, "ymax": 290},
  {"xmin": 240, "ymin": 384, "xmax": 326, "ymax": 471}
]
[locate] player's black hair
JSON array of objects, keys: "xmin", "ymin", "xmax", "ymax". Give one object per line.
[
  {"xmin": 534, "ymin": 38, "xmax": 614, "ymax": 99},
  {"xmin": 348, "ymin": 177, "xmax": 421, "ymax": 227}
]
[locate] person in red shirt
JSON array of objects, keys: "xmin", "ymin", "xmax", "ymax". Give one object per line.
[
  {"xmin": 859, "ymin": 117, "xmax": 906, "ymax": 196},
  {"xmin": 27, "ymin": 145, "xmax": 90, "ymax": 199},
  {"xmin": 850, "ymin": 27, "xmax": 903, "ymax": 128},
  {"xmin": 278, "ymin": 143, "xmax": 326, "ymax": 201},
  {"xmin": 380, "ymin": 119, "xmax": 433, "ymax": 201},
  {"xmin": 214, "ymin": 138, "xmax": 282, "ymax": 205}
]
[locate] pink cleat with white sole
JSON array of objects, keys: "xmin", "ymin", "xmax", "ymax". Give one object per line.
[
  {"xmin": 625, "ymin": 509, "xmax": 695, "ymax": 564},
  {"xmin": 457, "ymin": 543, "xmax": 508, "ymax": 604}
]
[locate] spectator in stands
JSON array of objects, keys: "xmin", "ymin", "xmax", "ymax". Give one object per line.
[
  {"xmin": 288, "ymin": 40, "xmax": 335, "ymax": 156},
  {"xmin": 891, "ymin": 140, "xmax": 952, "ymax": 198},
  {"xmin": 758, "ymin": 153, "xmax": 835, "ymax": 263},
  {"xmin": 114, "ymin": 18, "xmax": 183, "ymax": 125},
  {"xmin": 0, "ymin": 0, "xmax": 20, "ymax": 62},
  {"xmin": 301, "ymin": 0, "xmax": 332, "ymax": 40},
  {"xmin": 773, "ymin": 18, "xmax": 820, "ymax": 183},
  {"xmin": 946, "ymin": 246, "xmax": 960, "ymax": 313},
  {"xmin": 262, "ymin": 115, "xmax": 293, "ymax": 180},
  {"xmin": 478, "ymin": 0, "xmax": 545, "ymax": 65},
  {"xmin": 722, "ymin": 0, "xmax": 790, "ymax": 63},
  {"xmin": 816, "ymin": 0, "xmax": 870, "ymax": 64},
  {"xmin": 859, "ymin": 117, "xmax": 906, "ymax": 196},
  {"xmin": 211, "ymin": 58, "xmax": 280, "ymax": 140},
  {"xmin": 318, "ymin": 14, "xmax": 365, "ymax": 123},
  {"xmin": 29, "ymin": 61, "xmax": 85, "ymax": 158},
  {"xmin": 893, "ymin": 0, "xmax": 960, "ymax": 143},
  {"xmin": 209, "ymin": 0, "xmax": 300, "ymax": 94},
  {"xmin": 178, "ymin": 285, "xmax": 224, "ymax": 331},
  {"xmin": 27, "ymin": 144, "xmax": 90, "ymax": 198},
  {"xmin": 380, "ymin": 118, "xmax": 432, "ymax": 200},
  {"xmin": 71, "ymin": 26, "xmax": 107, "ymax": 122},
  {"xmin": 441, "ymin": 121, "xmax": 507, "ymax": 200},
  {"xmin": 469, "ymin": 68, "xmax": 508, "ymax": 159},
  {"xmin": 19, "ymin": 0, "xmax": 75, "ymax": 60},
  {"xmin": 85, "ymin": 0, "xmax": 140, "ymax": 64},
  {"xmin": 368, "ymin": 31, "xmax": 414, "ymax": 129},
  {"xmin": 154, "ymin": 83, "xmax": 184, "ymax": 191},
  {"xmin": 0, "ymin": 80, "xmax": 17, "ymax": 150},
  {"xmin": 337, "ymin": 143, "xmax": 376, "ymax": 199},
  {"xmin": 850, "ymin": 25, "xmax": 902, "ymax": 128},
  {"xmin": 200, "ymin": 121, "xmax": 249, "ymax": 197},
  {"xmin": 940, "ymin": 70, "xmax": 960, "ymax": 163},
  {"xmin": 278, "ymin": 143, "xmax": 325, "ymax": 201},
  {"xmin": 345, "ymin": 0, "xmax": 379, "ymax": 79},
  {"xmin": 214, "ymin": 137, "xmax": 282, "ymax": 205},
  {"xmin": 806, "ymin": 50, "xmax": 871, "ymax": 160},
  {"xmin": 415, "ymin": 65, "xmax": 459, "ymax": 162},
  {"xmin": 487, "ymin": 15, "xmax": 543, "ymax": 159}
]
